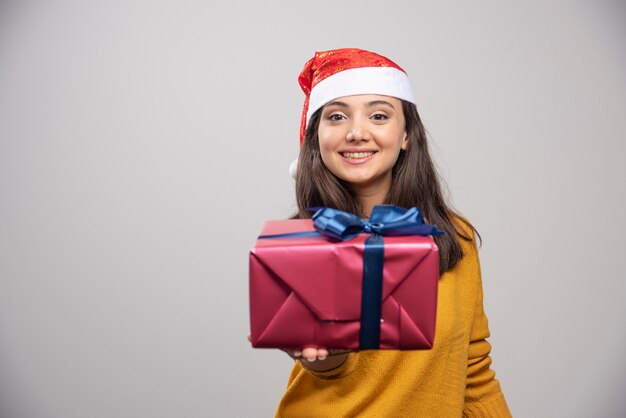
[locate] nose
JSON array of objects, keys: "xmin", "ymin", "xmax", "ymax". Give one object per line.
[{"xmin": 346, "ymin": 117, "xmax": 372, "ymax": 142}]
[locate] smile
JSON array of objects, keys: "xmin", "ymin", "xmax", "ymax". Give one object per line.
[{"xmin": 340, "ymin": 151, "xmax": 377, "ymax": 159}]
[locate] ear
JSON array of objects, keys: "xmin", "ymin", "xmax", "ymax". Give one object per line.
[{"xmin": 401, "ymin": 133, "xmax": 409, "ymax": 150}]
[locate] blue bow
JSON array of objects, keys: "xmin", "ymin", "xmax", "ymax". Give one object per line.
[{"xmin": 311, "ymin": 205, "xmax": 443, "ymax": 240}]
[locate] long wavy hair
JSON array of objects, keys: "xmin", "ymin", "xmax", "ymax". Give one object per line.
[{"xmin": 293, "ymin": 100, "xmax": 481, "ymax": 275}]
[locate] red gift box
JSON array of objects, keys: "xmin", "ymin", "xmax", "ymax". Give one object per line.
[{"xmin": 249, "ymin": 218, "xmax": 439, "ymax": 350}]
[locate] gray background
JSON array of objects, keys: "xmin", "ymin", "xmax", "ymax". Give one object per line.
[{"xmin": 1, "ymin": 1, "xmax": 625, "ymax": 417}]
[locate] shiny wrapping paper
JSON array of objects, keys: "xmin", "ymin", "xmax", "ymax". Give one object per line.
[{"xmin": 249, "ymin": 218, "xmax": 439, "ymax": 350}]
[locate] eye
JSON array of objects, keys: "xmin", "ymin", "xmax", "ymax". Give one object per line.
[
  {"xmin": 327, "ymin": 113, "xmax": 345, "ymax": 121},
  {"xmin": 371, "ymin": 113, "xmax": 389, "ymax": 121}
]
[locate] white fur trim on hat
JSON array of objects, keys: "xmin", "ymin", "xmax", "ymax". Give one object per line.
[{"xmin": 306, "ymin": 66, "xmax": 416, "ymax": 125}]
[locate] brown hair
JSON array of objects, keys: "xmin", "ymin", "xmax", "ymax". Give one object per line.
[{"xmin": 293, "ymin": 100, "xmax": 481, "ymax": 275}]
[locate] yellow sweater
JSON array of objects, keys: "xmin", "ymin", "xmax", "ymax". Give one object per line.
[{"xmin": 274, "ymin": 223, "xmax": 512, "ymax": 417}]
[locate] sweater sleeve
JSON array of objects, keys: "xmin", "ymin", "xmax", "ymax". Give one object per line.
[{"xmin": 462, "ymin": 234, "xmax": 512, "ymax": 418}]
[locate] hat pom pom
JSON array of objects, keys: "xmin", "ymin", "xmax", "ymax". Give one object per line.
[{"xmin": 289, "ymin": 158, "xmax": 298, "ymax": 179}]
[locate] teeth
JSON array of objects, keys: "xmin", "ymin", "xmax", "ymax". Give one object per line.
[{"xmin": 342, "ymin": 152, "xmax": 375, "ymax": 159}]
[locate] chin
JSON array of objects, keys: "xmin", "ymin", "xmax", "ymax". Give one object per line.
[
  {"xmin": 338, "ymin": 174, "xmax": 378, "ymax": 187},
  {"xmin": 347, "ymin": 177, "xmax": 374, "ymax": 186}
]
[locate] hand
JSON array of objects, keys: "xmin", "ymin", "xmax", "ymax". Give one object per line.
[
  {"xmin": 286, "ymin": 347, "xmax": 352, "ymax": 372},
  {"xmin": 248, "ymin": 335, "xmax": 350, "ymax": 369},
  {"xmin": 284, "ymin": 347, "xmax": 329, "ymax": 362}
]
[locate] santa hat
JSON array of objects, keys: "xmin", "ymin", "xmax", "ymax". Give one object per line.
[{"xmin": 290, "ymin": 48, "xmax": 416, "ymax": 178}]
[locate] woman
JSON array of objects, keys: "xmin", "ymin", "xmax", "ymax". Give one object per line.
[{"xmin": 275, "ymin": 48, "xmax": 511, "ymax": 417}]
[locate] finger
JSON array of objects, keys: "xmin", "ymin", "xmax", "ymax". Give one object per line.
[
  {"xmin": 247, "ymin": 335, "xmax": 251, "ymax": 342},
  {"xmin": 302, "ymin": 347, "xmax": 318, "ymax": 362},
  {"xmin": 280, "ymin": 349, "xmax": 301, "ymax": 360},
  {"xmin": 317, "ymin": 348, "xmax": 328, "ymax": 360}
]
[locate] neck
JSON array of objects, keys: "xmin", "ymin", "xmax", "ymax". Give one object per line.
[{"xmin": 350, "ymin": 173, "xmax": 392, "ymax": 218}]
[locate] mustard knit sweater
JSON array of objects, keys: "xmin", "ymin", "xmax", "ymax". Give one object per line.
[{"xmin": 274, "ymin": 223, "xmax": 512, "ymax": 418}]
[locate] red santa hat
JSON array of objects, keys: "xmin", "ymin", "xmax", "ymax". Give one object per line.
[{"xmin": 290, "ymin": 48, "xmax": 416, "ymax": 178}]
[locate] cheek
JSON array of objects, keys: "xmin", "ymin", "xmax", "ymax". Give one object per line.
[{"xmin": 317, "ymin": 133, "xmax": 336, "ymax": 159}]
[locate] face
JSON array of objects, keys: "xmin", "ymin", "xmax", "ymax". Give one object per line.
[{"xmin": 317, "ymin": 94, "xmax": 408, "ymax": 192}]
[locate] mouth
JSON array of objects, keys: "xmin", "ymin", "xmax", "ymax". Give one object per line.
[
  {"xmin": 339, "ymin": 151, "xmax": 377, "ymax": 159},
  {"xmin": 338, "ymin": 150, "xmax": 378, "ymax": 165}
]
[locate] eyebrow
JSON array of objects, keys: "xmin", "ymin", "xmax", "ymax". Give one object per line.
[
  {"xmin": 324, "ymin": 100, "xmax": 349, "ymax": 108},
  {"xmin": 324, "ymin": 100, "xmax": 396, "ymax": 110},
  {"xmin": 366, "ymin": 100, "xmax": 396, "ymax": 109}
]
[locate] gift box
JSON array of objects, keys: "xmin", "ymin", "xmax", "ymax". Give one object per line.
[{"xmin": 249, "ymin": 206, "xmax": 441, "ymax": 350}]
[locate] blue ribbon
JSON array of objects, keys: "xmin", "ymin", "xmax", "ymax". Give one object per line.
[{"xmin": 258, "ymin": 205, "xmax": 443, "ymax": 349}]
